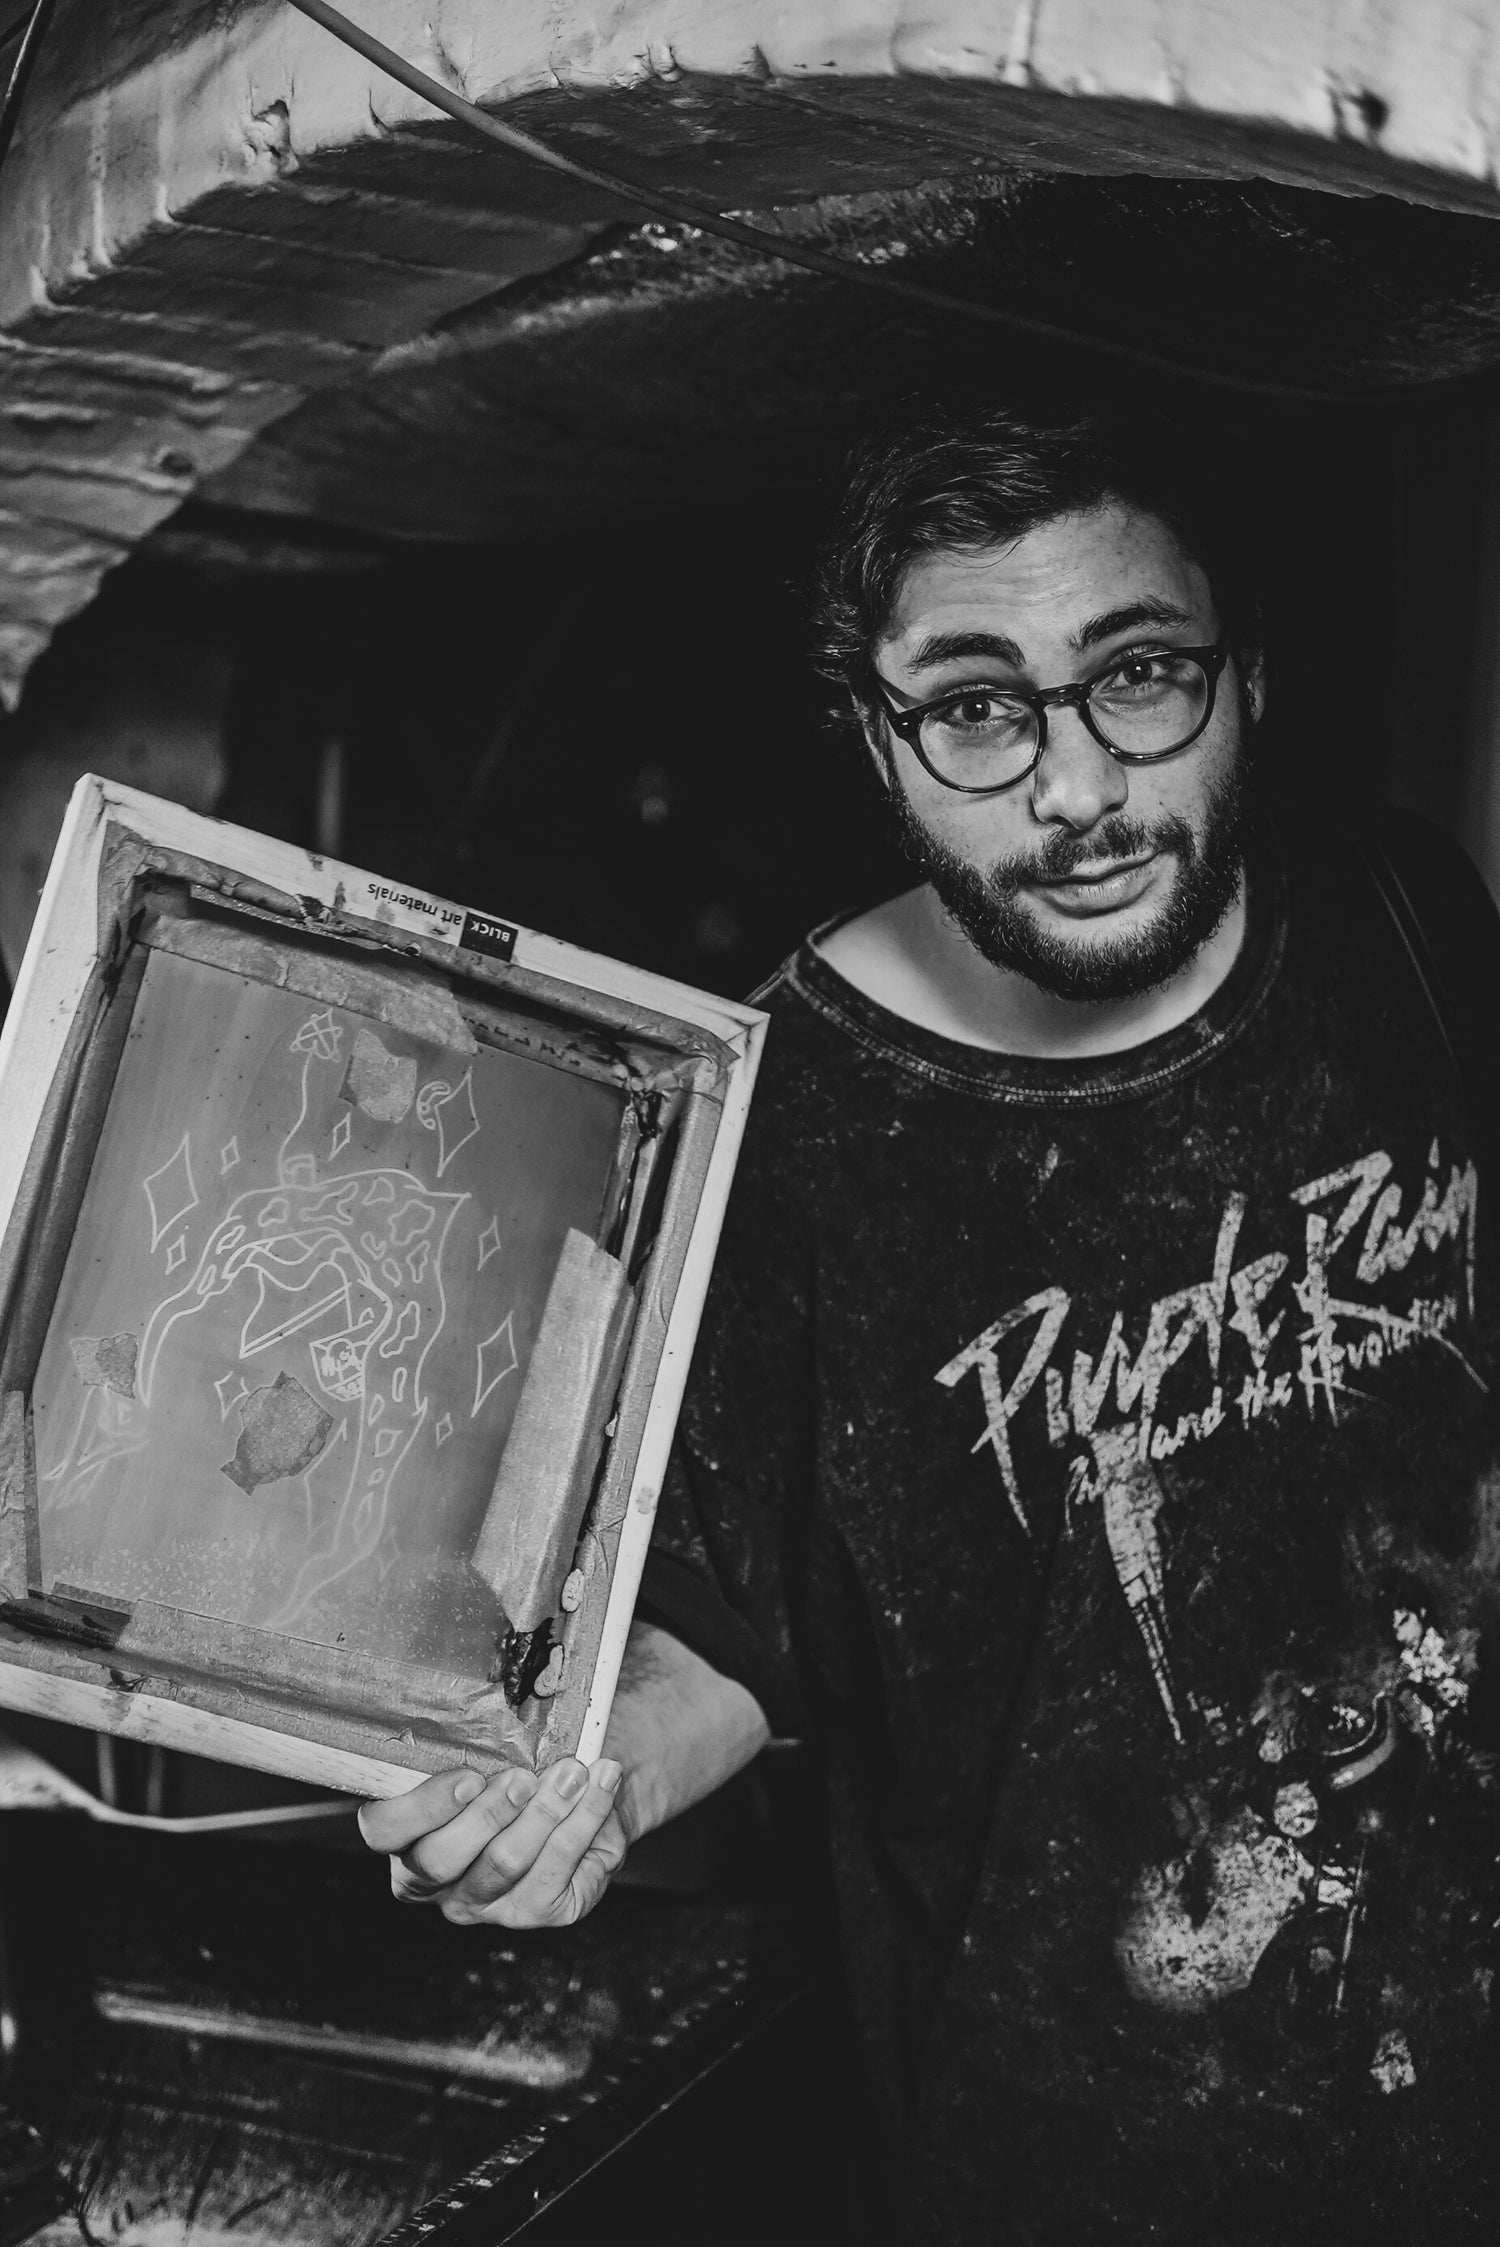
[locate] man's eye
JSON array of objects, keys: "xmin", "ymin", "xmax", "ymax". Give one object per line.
[
  {"xmin": 1094, "ymin": 652, "xmax": 1185, "ymax": 698},
  {"xmin": 934, "ymin": 692, "xmax": 1023, "ymax": 733}
]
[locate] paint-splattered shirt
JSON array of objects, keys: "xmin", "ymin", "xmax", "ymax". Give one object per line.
[{"xmin": 641, "ymin": 817, "xmax": 1500, "ymax": 2245}]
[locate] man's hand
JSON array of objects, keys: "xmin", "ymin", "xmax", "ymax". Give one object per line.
[
  {"xmin": 359, "ymin": 1622, "xmax": 771, "ymax": 1929},
  {"xmin": 358, "ymin": 1756, "xmax": 627, "ymax": 1929}
]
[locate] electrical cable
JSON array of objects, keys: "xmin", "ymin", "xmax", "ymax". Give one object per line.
[
  {"xmin": 0, "ymin": 0, "xmax": 54, "ymax": 174},
  {"xmin": 285, "ymin": 0, "xmax": 1427, "ymax": 410},
  {"xmin": 0, "ymin": 3, "xmax": 36, "ymax": 59},
  {"xmin": 66, "ymin": 1795, "xmax": 358, "ymax": 1836},
  {"xmin": 0, "ymin": 1728, "xmax": 360, "ymax": 1832}
]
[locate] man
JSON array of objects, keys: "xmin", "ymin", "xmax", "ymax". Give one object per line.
[{"xmin": 363, "ymin": 405, "xmax": 1500, "ymax": 2243}]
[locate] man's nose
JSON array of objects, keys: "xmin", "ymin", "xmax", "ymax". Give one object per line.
[{"xmin": 1027, "ymin": 705, "xmax": 1129, "ymax": 831}]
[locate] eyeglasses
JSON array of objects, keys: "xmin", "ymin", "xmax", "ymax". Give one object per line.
[{"xmin": 870, "ymin": 640, "xmax": 1231, "ymax": 795}]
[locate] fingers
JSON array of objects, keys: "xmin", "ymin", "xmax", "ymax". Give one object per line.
[
  {"xmin": 390, "ymin": 1766, "xmax": 542, "ymax": 1900},
  {"xmin": 472, "ymin": 1812, "xmax": 629, "ymax": 1931},
  {"xmin": 441, "ymin": 1759, "xmax": 626, "ymax": 1928},
  {"xmin": 361, "ymin": 1756, "xmax": 629, "ymax": 1928},
  {"xmin": 437, "ymin": 1757, "xmax": 604, "ymax": 1910},
  {"xmin": 358, "ymin": 1766, "xmax": 488, "ymax": 1856}
]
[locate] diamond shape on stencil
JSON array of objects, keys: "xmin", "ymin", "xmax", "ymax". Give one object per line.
[
  {"xmin": 214, "ymin": 1371, "xmax": 252, "ymax": 1423},
  {"xmin": 473, "ymin": 1310, "xmax": 518, "ymax": 1416},
  {"xmin": 417, "ymin": 1071, "xmax": 481, "ymax": 1176},
  {"xmin": 143, "ymin": 1133, "xmax": 199, "ymax": 1249}
]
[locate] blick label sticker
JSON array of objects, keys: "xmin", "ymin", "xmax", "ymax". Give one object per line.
[
  {"xmin": 340, "ymin": 873, "xmax": 465, "ymax": 944},
  {"xmin": 460, "ymin": 910, "xmax": 519, "ymax": 963}
]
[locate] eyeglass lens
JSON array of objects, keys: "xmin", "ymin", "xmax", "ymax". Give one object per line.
[{"xmin": 918, "ymin": 651, "xmax": 1213, "ymax": 788}]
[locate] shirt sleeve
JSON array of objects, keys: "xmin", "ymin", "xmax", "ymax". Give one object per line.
[{"xmin": 636, "ymin": 1129, "xmax": 816, "ymax": 1741}]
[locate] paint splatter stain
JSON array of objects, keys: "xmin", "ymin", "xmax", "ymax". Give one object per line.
[
  {"xmin": 69, "ymin": 1333, "xmax": 138, "ymax": 1398},
  {"xmin": 1394, "ymin": 1607, "xmax": 1470, "ymax": 1713},
  {"xmin": 221, "ymin": 1371, "xmax": 333, "ymax": 1494},
  {"xmin": 342, "ymin": 1027, "xmax": 417, "ymax": 1123},
  {"xmin": 1271, "ymin": 1782, "xmax": 1319, "ymax": 1839},
  {"xmin": 1370, "ymin": 2028, "xmax": 1416, "ymax": 2093},
  {"xmin": 1116, "ymin": 1810, "xmax": 1311, "ymax": 2014}
]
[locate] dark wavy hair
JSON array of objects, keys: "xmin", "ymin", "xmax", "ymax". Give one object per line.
[{"xmin": 811, "ymin": 399, "xmax": 1263, "ymax": 723}]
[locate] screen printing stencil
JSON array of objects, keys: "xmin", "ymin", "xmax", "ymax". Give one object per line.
[
  {"xmin": 0, "ymin": 779, "xmax": 765, "ymax": 1795},
  {"xmin": 31, "ymin": 945, "xmax": 624, "ymax": 1675}
]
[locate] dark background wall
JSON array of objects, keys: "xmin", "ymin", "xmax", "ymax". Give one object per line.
[{"xmin": 0, "ymin": 389, "xmax": 1492, "ymax": 1002}]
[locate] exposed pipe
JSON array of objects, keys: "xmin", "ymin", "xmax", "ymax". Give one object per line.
[
  {"xmin": 0, "ymin": 2, "xmax": 37, "ymax": 60},
  {"xmin": 286, "ymin": 0, "xmax": 1413, "ymax": 410},
  {"xmin": 0, "ymin": 0, "xmax": 55, "ymax": 174}
]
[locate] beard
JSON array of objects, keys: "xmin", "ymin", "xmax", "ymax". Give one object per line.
[{"xmin": 890, "ymin": 750, "xmax": 1251, "ymax": 1004}]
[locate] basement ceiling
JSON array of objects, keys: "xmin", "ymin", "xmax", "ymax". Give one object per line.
[
  {"xmin": 9, "ymin": 1, "xmax": 1500, "ymax": 696},
  {"xmin": 193, "ymin": 167, "xmax": 1500, "ymax": 550}
]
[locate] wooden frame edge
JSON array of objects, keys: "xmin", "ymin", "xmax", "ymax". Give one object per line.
[
  {"xmin": 0, "ymin": 1663, "xmax": 425, "ymax": 1799},
  {"xmin": 574, "ymin": 1009, "xmax": 769, "ymax": 1762}
]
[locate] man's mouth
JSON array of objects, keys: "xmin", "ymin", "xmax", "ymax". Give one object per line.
[{"xmin": 1026, "ymin": 851, "xmax": 1162, "ymax": 918}]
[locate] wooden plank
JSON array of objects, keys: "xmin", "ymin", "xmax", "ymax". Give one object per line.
[
  {"xmin": 0, "ymin": 1659, "xmax": 426, "ymax": 1798},
  {"xmin": 0, "ymin": 1592, "xmax": 531, "ymax": 1756},
  {"xmin": 470, "ymin": 1230, "xmax": 633, "ymax": 1635},
  {"xmin": 96, "ymin": 781, "xmax": 759, "ymax": 1049},
  {"xmin": 570, "ymin": 1068, "xmax": 765, "ymax": 1764},
  {"xmin": 140, "ymin": 904, "xmax": 478, "ymax": 1057},
  {"xmin": 0, "ymin": 1613, "xmax": 532, "ymax": 1780},
  {"xmin": 0, "ymin": 1388, "xmax": 30, "ymax": 1599},
  {"xmin": 0, "ymin": 965, "xmax": 112, "ymax": 1365},
  {"xmin": 0, "ymin": 937, "xmax": 148, "ymax": 1397}
]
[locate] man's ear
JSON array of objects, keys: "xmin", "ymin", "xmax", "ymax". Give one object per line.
[
  {"xmin": 855, "ymin": 700, "xmax": 895, "ymax": 793},
  {"xmin": 1241, "ymin": 646, "xmax": 1267, "ymax": 726}
]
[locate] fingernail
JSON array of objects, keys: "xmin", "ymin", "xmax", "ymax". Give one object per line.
[
  {"xmin": 555, "ymin": 1760, "xmax": 587, "ymax": 1800},
  {"xmin": 505, "ymin": 1771, "xmax": 537, "ymax": 1807},
  {"xmin": 454, "ymin": 1771, "xmax": 484, "ymax": 1804},
  {"xmin": 597, "ymin": 1760, "xmax": 623, "ymax": 1796}
]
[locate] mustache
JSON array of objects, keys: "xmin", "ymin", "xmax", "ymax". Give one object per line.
[{"xmin": 988, "ymin": 814, "xmax": 1196, "ymax": 892}]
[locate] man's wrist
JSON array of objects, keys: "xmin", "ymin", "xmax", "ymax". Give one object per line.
[{"xmin": 599, "ymin": 1620, "xmax": 771, "ymax": 1842}]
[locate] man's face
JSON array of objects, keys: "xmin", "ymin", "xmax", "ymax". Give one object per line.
[{"xmin": 868, "ymin": 503, "xmax": 1260, "ymax": 1002}]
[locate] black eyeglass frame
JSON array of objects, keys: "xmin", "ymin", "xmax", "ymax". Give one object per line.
[{"xmin": 870, "ymin": 639, "xmax": 1233, "ymax": 795}]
